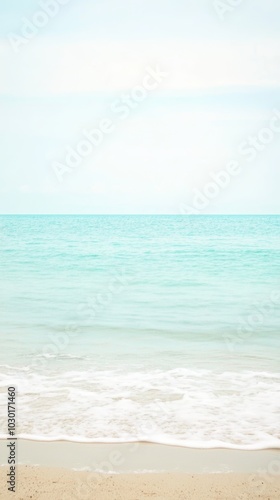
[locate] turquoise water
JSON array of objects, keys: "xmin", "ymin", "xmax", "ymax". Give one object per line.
[{"xmin": 0, "ymin": 215, "xmax": 279, "ymax": 448}]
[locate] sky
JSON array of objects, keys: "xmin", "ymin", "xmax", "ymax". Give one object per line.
[{"xmin": 0, "ymin": 0, "xmax": 280, "ymax": 214}]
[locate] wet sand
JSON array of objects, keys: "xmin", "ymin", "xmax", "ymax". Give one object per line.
[{"xmin": 0, "ymin": 441, "xmax": 279, "ymax": 499}]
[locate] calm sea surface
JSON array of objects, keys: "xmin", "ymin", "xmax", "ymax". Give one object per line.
[{"xmin": 0, "ymin": 215, "xmax": 279, "ymax": 449}]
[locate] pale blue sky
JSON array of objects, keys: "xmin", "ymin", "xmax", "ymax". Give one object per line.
[{"xmin": 1, "ymin": 0, "xmax": 280, "ymax": 213}]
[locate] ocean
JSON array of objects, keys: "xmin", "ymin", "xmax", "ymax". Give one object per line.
[{"xmin": 0, "ymin": 215, "xmax": 279, "ymax": 450}]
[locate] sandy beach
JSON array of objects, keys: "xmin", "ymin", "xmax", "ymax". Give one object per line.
[
  {"xmin": 1, "ymin": 466, "xmax": 280, "ymax": 499},
  {"xmin": 0, "ymin": 441, "xmax": 280, "ymax": 499}
]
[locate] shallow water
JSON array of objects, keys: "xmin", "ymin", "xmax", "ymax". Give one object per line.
[{"xmin": 0, "ymin": 215, "xmax": 279, "ymax": 448}]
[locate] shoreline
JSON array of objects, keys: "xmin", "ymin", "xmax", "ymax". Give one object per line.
[
  {"xmin": 1, "ymin": 439, "xmax": 280, "ymax": 473},
  {"xmin": 1, "ymin": 435, "xmax": 279, "ymax": 450},
  {"xmin": 1, "ymin": 441, "xmax": 280, "ymax": 498}
]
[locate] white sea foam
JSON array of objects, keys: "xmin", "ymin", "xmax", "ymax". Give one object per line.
[
  {"xmin": 32, "ymin": 354, "xmax": 87, "ymax": 360},
  {"xmin": 0, "ymin": 366, "xmax": 279, "ymax": 449}
]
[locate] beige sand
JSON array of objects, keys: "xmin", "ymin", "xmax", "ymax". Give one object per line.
[
  {"xmin": 0, "ymin": 466, "xmax": 280, "ymax": 500},
  {"xmin": 1, "ymin": 442, "xmax": 280, "ymax": 499}
]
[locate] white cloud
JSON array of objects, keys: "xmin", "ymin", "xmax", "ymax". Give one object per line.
[{"xmin": 1, "ymin": 39, "xmax": 280, "ymax": 96}]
